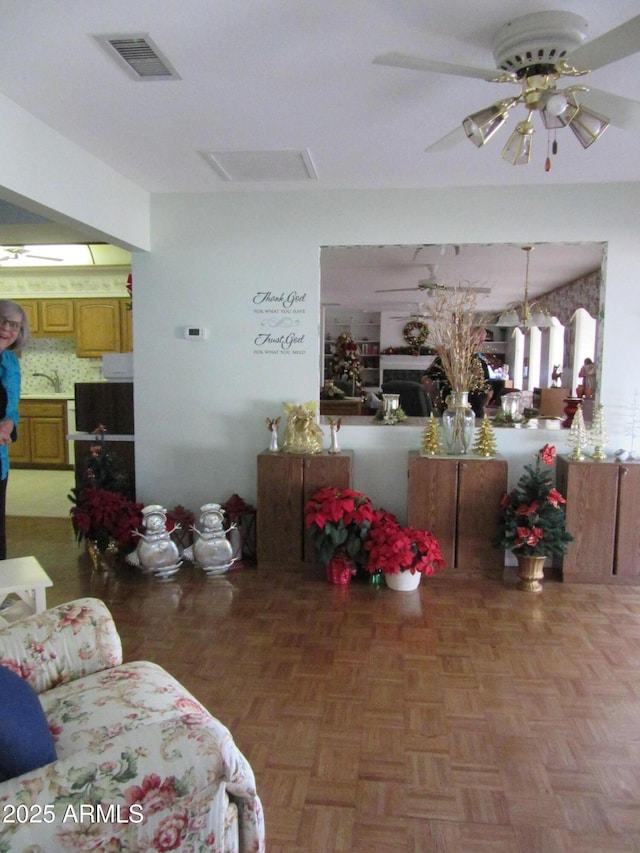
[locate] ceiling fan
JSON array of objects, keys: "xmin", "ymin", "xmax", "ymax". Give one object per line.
[
  {"xmin": 390, "ymin": 301, "xmax": 433, "ymax": 321},
  {"xmin": 377, "ymin": 264, "xmax": 491, "ymax": 295},
  {"xmin": 373, "ymin": 10, "xmax": 640, "ymax": 169},
  {"xmin": 0, "ymin": 246, "xmax": 63, "ymax": 263}
]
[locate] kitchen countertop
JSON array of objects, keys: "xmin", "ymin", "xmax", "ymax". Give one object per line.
[{"xmin": 22, "ymin": 393, "xmax": 75, "ymax": 400}]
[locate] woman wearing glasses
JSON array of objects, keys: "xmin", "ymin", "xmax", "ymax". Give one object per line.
[{"xmin": 0, "ymin": 300, "xmax": 29, "ymax": 560}]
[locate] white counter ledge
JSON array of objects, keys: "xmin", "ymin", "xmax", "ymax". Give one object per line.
[{"xmin": 67, "ymin": 433, "xmax": 135, "ymax": 442}]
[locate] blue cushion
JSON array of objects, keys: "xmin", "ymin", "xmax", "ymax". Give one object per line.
[{"xmin": 0, "ymin": 664, "xmax": 57, "ymax": 782}]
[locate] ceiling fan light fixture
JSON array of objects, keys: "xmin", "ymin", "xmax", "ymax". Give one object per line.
[
  {"xmin": 501, "ymin": 116, "xmax": 534, "ymax": 165},
  {"xmin": 566, "ymin": 99, "xmax": 610, "ymax": 148},
  {"xmin": 462, "ymin": 99, "xmax": 514, "ymax": 147},
  {"xmin": 539, "ymin": 89, "xmax": 578, "ymax": 129}
]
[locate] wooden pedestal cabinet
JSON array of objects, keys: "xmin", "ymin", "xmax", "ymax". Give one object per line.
[
  {"xmin": 407, "ymin": 451, "xmax": 507, "ymax": 574},
  {"xmin": 257, "ymin": 450, "xmax": 353, "ymax": 567},
  {"xmin": 556, "ymin": 456, "xmax": 640, "ymax": 583}
]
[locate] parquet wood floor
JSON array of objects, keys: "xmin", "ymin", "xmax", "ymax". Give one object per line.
[{"xmin": 7, "ymin": 516, "xmax": 640, "ymax": 852}]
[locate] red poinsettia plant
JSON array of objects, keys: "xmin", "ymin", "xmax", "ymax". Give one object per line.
[
  {"xmin": 365, "ymin": 509, "xmax": 445, "ymax": 576},
  {"xmin": 495, "ymin": 444, "xmax": 573, "ymax": 558},
  {"xmin": 304, "ymin": 487, "xmax": 375, "ymax": 567},
  {"xmin": 70, "ymin": 486, "xmax": 144, "ymax": 552}
]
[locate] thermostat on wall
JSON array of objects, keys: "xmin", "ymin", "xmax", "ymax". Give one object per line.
[{"xmin": 184, "ymin": 326, "xmax": 208, "ymax": 340}]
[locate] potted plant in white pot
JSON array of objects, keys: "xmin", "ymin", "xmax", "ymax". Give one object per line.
[{"xmin": 364, "ymin": 509, "xmax": 444, "ymax": 591}]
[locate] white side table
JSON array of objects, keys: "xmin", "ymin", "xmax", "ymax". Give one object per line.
[{"xmin": 0, "ymin": 556, "xmax": 53, "ymax": 626}]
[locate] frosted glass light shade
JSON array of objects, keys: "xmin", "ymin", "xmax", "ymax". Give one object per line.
[
  {"xmin": 501, "ymin": 120, "xmax": 534, "ymax": 165},
  {"xmin": 463, "ymin": 105, "xmax": 507, "ymax": 147},
  {"xmin": 539, "ymin": 90, "xmax": 578, "ymax": 130},
  {"xmin": 497, "ymin": 309, "xmax": 520, "ymax": 326},
  {"xmin": 568, "ymin": 104, "xmax": 610, "ymax": 148}
]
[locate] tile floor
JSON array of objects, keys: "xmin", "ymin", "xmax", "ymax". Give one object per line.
[{"xmin": 6, "ymin": 468, "xmax": 76, "ymax": 518}]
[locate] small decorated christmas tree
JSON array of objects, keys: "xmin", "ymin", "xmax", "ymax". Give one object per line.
[
  {"xmin": 420, "ymin": 413, "xmax": 443, "ymax": 456},
  {"xmin": 589, "ymin": 403, "xmax": 608, "ymax": 460},
  {"xmin": 567, "ymin": 403, "xmax": 588, "ymax": 461},
  {"xmin": 472, "ymin": 415, "xmax": 498, "ymax": 457},
  {"xmin": 495, "ymin": 444, "xmax": 573, "ymax": 559},
  {"xmin": 330, "ymin": 332, "xmax": 362, "ymax": 396}
]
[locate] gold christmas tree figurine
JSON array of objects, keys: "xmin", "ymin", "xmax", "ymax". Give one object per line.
[
  {"xmin": 420, "ymin": 413, "xmax": 443, "ymax": 456},
  {"xmin": 567, "ymin": 403, "xmax": 588, "ymax": 461},
  {"xmin": 589, "ymin": 403, "xmax": 608, "ymax": 460},
  {"xmin": 472, "ymin": 415, "xmax": 498, "ymax": 457}
]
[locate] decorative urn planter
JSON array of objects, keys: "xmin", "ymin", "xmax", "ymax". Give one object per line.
[{"xmin": 516, "ymin": 555, "xmax": 546, "ymax": 594}]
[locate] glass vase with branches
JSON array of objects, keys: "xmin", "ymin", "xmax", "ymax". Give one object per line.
[{"xmin": 427, "ymin": 286, "xmax": 489, "ymax": 453}]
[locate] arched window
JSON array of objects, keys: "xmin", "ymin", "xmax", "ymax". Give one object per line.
[
  {"xmin": 571, "ymin": 308, "xmax": 597, "ymax": 396},
  {"xmin": 512, "ymin": 328, "xmax": 525, "ymax": 390},
  {"xmin": 526, "ymin": 327, "xmax": 542, "ymax": 391},
  {"xmin": 547, "ymin": 317, "xmax": 565, "ymax": 386}
]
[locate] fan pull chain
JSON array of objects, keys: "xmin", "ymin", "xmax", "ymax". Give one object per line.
[
  {"xmin": 545, "ymin": 130, "xmax": 559, "ymax": 172},
  {"xmin": 545, "ymin": 132, "xmax": 551, "ymax": 172}
]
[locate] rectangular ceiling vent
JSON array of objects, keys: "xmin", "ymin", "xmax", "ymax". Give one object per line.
[
  {"xmin": 200, "ymin": 150, "xmax": 318, "ymax": 182},
  {"xmin": 95, "ymin": 33, "xmax": 181, "ymax": 81}
]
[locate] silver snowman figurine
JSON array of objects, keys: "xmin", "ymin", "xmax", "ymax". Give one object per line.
[
  {"xmin": 186, "ymin": 503, "xmax": 237, "ymax": 575},
  {"xmin": 134, "ymin": 504, "xmax": 182, "ymax": 578}
]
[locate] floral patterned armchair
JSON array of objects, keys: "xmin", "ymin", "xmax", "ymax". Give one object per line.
[{"xmin": 0, "ymin": 598, "xmax": 265, "ymax": 853}]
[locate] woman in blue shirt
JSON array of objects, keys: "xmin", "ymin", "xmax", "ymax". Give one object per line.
[{"xmin": 0, "ymin": 300, "xmax": 29, "ymax": 560}]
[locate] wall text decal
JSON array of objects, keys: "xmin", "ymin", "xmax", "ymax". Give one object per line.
[{"xmin": 253, "ymin": 290, "xmax": 309, "ymax": 356}]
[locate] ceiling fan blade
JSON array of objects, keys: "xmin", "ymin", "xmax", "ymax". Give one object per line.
[
  {"xmin": 375, "ymin": 286, "xmax": 427, "ymax": 293},
  {"xmin": 373, "ymin": 52, "xmax": 502, "ymax": 82},
  {"xmin": 425, "ymin": 126, "xmax": 466, "ymax": 153},
  {"xmin": 568, "ymin": 15, "xmax": 640, "ymax": 72},
  {"xmin": 391, "ymin": 314, "xmax": 433, "ymax": 320},
  {"xmin": 441, "ymin": 285, "xmax": 492, "ymax": 294},
  {"xmin": 579, "ymin": 87, "xmax": 640, "ymax": 133}
]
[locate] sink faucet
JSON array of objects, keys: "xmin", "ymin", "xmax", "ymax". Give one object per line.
[{"xmin": 32, "ymin": 371, "xmax": 62, "ymax": 393}]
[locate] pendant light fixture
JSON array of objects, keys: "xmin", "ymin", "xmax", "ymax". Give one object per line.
[{"xmin": 497, "ymin": 246, "xmax": 553, "ymax": 330}]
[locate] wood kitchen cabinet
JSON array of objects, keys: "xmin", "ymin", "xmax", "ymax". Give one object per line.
[
  {"xmin": 407, "ymin": 451, "xmax": 507, "ymax": 574},
  {"xmin": 20, "ymin": 300, "xmax": 38, "ymax": 334},
  {"xmin": 257, "ymin": 450, "xmax": 353, "ymax": 567},
  {"xmin": 75, "ymin": 298, "xmax": 132, "ymax": 356},
  {"xmin": 120, "ymin": 299, "xmax": 133, "ymax": 352},
  {"xmin": 75, "ymin": 298, "xmax": 122, "ymax": 356},
  {"xmin": 10, "ymin": 400, "xmax": 69, "ymax": 468},
  {"xmin": 20, "ymin": 299, "xmax": 74, "ymax": 337},
  {"xmin": 556, "ymin": 455, "xmax": 640, "ymax": 583}
]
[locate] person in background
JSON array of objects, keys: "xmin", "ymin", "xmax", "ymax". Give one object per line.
[
  {"xmin": 578, "ymin": 357, "xmax": 596, "ymax": 399},
  {"xmin": 422, "ymin": 352, "xmax": 492, "ymax": 418},
  {"xmin": 0, "ymin": 300, "xmax": 29, "ymax": 560}
]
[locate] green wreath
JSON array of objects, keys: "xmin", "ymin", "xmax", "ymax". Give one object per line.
[{"xmin": 403, "ymin": 320, "xmax": 429, "ymax": 350}]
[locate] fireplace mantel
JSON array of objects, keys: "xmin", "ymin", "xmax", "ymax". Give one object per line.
[{"xmin": 380, "ymin": 355, "xmax": 435, "ymax": 370}]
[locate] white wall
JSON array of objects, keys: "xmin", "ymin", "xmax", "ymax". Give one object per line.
[
  {"xmin": 131, "ymin": 184, "xmax": 640, "ymax": 519},
  {"xmin": 0, "ymin": 93, "xmax": 150, "ymax": 251}
]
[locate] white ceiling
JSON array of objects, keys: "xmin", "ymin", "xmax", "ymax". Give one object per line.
[
  {"xmin": 321, "ymin": 241, "xmax": 604, "ymax": 314},
  {"xmin": 0, "ymin": 1, "xmax": 632, "ymax": 301}
]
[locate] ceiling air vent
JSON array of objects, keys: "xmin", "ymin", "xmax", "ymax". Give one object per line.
[
  {"xmin": 200, "ymin": 150, "xmax": 318, "ymax": 182},
  {"xmin": 95, "ymin": 33, "xmax": 181, "ymax": 80}
]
